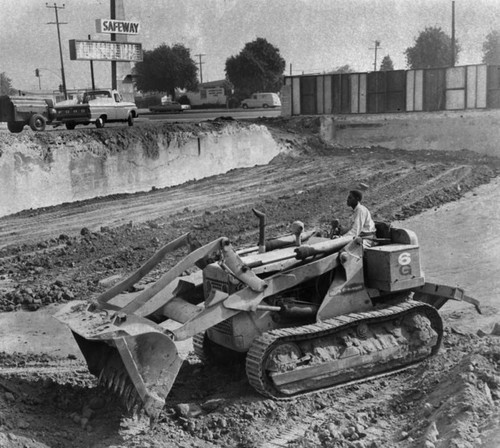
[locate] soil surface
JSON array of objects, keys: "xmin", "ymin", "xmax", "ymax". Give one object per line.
[{"xmin": 0, "ymin": 116, "xmax": 499, "ymax": 448}]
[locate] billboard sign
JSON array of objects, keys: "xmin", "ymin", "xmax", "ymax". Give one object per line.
[
  {"xmin": 69, "ymin": 39, "xmax": 143, "ymax": 62},
  {"xmin": 96, "ymin": 19, "xmax": 140, "ymax": 35}
]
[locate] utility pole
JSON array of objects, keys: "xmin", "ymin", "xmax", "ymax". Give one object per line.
[
  {"xmin": 195, "ymin": 54, "xmax": 205, "ymax": 84},
  {"xmin": 451, "ymin": 1, "xmax": 456, "ymax": 66},
  {"xmin": 35, "ymin": 68, "xmax": 41, "ymax": 90},
  {"xmin": 369, "ymin": 40, "xmax": 382, "ymax": 71},
  {"xmin": 46, "ymin": 3, "xmax": 68, "ymax": 99}
]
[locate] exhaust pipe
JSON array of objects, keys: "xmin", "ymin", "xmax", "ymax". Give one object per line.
[{"xmin": 252, "ymin": 208, "xmax": 266, "ymax": 253}]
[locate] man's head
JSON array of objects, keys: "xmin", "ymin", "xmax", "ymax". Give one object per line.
[{"xmin": 347, "ymin": 190, "xmax": 363, "ymax": 208}]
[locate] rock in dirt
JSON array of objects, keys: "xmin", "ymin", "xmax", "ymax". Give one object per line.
[
  {"xmin": 98, "ymin": 274, "xmax": 123, "ymax": 288},
  {"xmin": 425, "ymin": 421, "xmax": 439, "ymax": 443},
  {"xmin": 201, "ymin": 398, "xmax": 226, "ymax": 412},
  {"xmin": 0, "ymin": 431, "xmax": 50, "ymax": 448},
  {"xmin": 477, "ymin": 322, "xmax": 500, "ymax": 337},
  {"xmin": 175, "ymin": 403, "xmax": 203, "ymax": 418},
  {"xmin": 490, "ymin": 322, "xmax": 500, "ymax": 336}
]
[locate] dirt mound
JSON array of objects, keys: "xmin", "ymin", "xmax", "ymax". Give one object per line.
[{"xmin": 1, "ymin": 332, "xmax": 497, "ymax": 448}]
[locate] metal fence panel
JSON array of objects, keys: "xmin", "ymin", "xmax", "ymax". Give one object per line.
[
  {"xmin": 466, "ymin": 66, "xmax": 478, "ymax": 108},
  {"xmin": 476, "ymin": 65, "xmax": 487, "ymax": 108},
  {"xmin": 292, "ymin": 77, "xmax": 301, "ymax": 115},
  {"xmin": 324, "ymin": 75, "xmax": 333, "ymax": 114},
  {"xmin": 487, "ymin": 66, "xmax": 500, "ymax": 108},
  {"xmin": 350, "ymin": 74, "xmax": 359, "ymax": 113},
  {"xmin": 424, "ymin": 68, "xmax": 446, "ymax": 111},
  {"xmin": 386, "ymin": 70, "xmax": 406, "ymax": 112},
  {"xmin": 316, "ymin": 76, "xmax": 324, "ymax": 115},
  {"xmin": 300, "ymin": 77, "xmax": 317, "ymax": 115},
  {"xmin": 340, "ymin": 75, "xmax": 351, "ymax": 114}
]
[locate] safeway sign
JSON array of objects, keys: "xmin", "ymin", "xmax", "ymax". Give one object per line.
[{"xmin": 96, "ymin": 19, "xmax": 140, "ymax": 35}]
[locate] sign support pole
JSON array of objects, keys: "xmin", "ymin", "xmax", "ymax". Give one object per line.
[
  {"xmin": 88, "ymin": 35, "xmax": 96, "ymax": 90},
  {"xmin": 110, "ymin": 0, "xmax": 117, "ymax": 90}
]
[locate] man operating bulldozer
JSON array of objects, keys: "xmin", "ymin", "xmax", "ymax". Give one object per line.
[{"xmin": 331, "ymin": 189, "xmax": 376, "ymax": 247}]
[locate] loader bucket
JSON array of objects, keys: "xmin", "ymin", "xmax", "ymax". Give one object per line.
[{"xmin": 55, "ymin": 302, "xmax": 183, "ymax": 419}]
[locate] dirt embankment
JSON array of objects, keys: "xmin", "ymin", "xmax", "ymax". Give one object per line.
[
  {"xmin": 0, "ymin": 116, "xmax": 499, "ymax": 448},
  {"xmin": 0, "ymin": 118, "xmax": 283, "ymax": 217}
]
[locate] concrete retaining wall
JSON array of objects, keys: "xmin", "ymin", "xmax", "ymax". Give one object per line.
[
  {"xmin": 319, "ymin": 109, "xmax": 500, "ymax": 157},
  {"xmin": 0, "ymin": 122, "xmax": 282, "ymax": 217}
]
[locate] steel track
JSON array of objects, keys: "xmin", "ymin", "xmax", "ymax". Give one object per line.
[{"xmin": 245, "ymin": 300, "xmax": 443, "ymax": 399}]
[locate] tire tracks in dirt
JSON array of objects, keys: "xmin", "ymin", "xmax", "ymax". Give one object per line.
[{"xmin": 0, "ymin": 149, "xmax": 493, "ymax": 250}]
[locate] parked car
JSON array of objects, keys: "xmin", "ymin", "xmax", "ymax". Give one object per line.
[
  {"xmin": 241, "ymin": 92, "xmax": 281, "ymax": 109},
  {"xmin": 149, "ymin": 101, "xmax": 183, "ymax": 113}
]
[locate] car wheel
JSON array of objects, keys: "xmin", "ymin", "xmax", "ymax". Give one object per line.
[
  {"xmin": 127, "ymin": 113, "xmax": 134, "ymax": 126},
  {"xmin": 7, "ymin": 121, "xmax": 24, "ymax": 133},
  {"xmin": 95, "ymin": 117, "xmax": 105, "ymax": 128},
  {"xmin": 263, "ymin": 104, "xmax": 269, "ymax": 108},
  {"xmin": 65, "ymin": 122, "xmax": 76, "ymax": 130},
  {"xmin": 242, "ymin": 104, "xmax": 248, "ymax": 109},
  {"xmin": 29, "ymin": 114, "xmax": 46, "ymax": 131}
]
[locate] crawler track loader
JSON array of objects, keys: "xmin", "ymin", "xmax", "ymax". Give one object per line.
[{"xmin": 55, "ymin": 210, "xmax": 480, "ymax": 419}]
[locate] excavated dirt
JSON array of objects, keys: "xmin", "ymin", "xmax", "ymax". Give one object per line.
[{"xmin": 0, "ymin": 116, "xmax": 499, "ymax": 448}]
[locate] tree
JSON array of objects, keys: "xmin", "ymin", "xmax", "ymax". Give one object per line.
[
  {"xmin": 404, "ymin": 27, "xmax": 460, "ymax": 69},
  {"xmin": 133, "ymin": 43, "xmax": 198, "ymax": 99},
  {"xmin": 482, "ymin": 30, "xmax": 500, "ymax": 64},
  {"xmin": 225, "ymin": 38, "xmax": 285, "ymax": 98},
  {"xmin": 331, "ymin": 64, "xmax": 355, "ymax": 74},
  {"xmin": 379, "ymin": 55, "xmax": 394, "ymax": 71},
  {"xmin": 0, "ymin": 72, "xmax": 16, "ymax": 96}
]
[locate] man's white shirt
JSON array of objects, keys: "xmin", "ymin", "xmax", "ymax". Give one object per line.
[{"xmin": 344, "ymin": 203, "xmax": 376, "ymax": 238}]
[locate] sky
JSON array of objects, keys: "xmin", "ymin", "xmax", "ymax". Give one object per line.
[{"xmin": 1, "ymin": 0, "xmax": 500, "ymax": 92}]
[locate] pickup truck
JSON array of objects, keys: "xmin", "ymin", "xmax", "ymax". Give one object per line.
[
  {"xmin": 53, "ymin": 89, "xmax": 138, "ymax": 130},
  {"xmin": 0, "ymin": 95, "xmax": 56, "ymax": 133}
]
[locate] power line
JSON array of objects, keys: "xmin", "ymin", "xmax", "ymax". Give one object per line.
[
  {"xmin": 46, "ymin": 2, "xmax": 68, "ymax": 99},
  {"xmin": 195, "ymin": 54, "xmax": 206, "ymax": 84}
]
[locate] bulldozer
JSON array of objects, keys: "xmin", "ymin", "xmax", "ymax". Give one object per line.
[{"xmin": 55, "ymin": 209, "xmax": 481, "ymax": 419}]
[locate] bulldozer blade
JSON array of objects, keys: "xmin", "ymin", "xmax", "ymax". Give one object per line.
[{"xmin": 55, "ymin": 302, "xmax": 183, "ymax": 419}]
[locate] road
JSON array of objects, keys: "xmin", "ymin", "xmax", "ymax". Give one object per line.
[
  {"xmin": 141, "ymin": 107, "xmax": 282, "ymax": 123},
  {"xmin": 0, "ymin": 107, "xmax": 282, "ymax": 133}
]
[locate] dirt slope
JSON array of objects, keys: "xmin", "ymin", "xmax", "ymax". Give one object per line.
[{"xmin": 0, "ymin": 117, "xmax": 499, "ymax": 448}]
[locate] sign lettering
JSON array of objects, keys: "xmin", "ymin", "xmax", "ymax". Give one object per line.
[
  {"xmin": 96, "ymin": 19, "xmax": 140, "ymax": 35},
  {"xmin": 398, "ymin": 252, "xmax": 412, "ymax": 266},
  {"xmin": 69, "ymin": 40, "xmax": 143, "ymax": 62},
  {"xmin": 207, "ymin": 88, "xmax": 224, "ymax": 97},
  {"xmin": 399, "ymin": 265, "xmax": 412, "ymax": 275}
]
